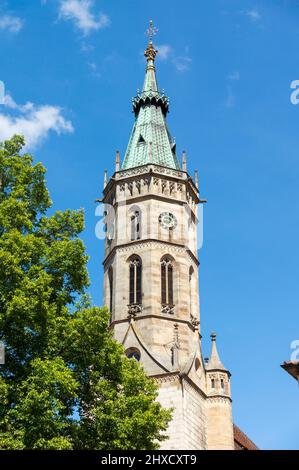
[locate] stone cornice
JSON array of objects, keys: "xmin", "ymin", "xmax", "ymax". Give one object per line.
[
  {"xmin": 206, "ymin": 395, "xmax": 232, "ymax": 404},
  {"xmin": 114, "ymin": 194, "xmax": 194, "ymax": 209},
  {"xmin": 180, "ymin": 372, "xmax": 207, "ymax": 400},
  {"xmin": 110, "ymin": 314, "xmax": 202, "ymax": 336},
  {"xmin": 151, "ymin": 371, "xmax": 181, "ymax": 384},
  {"xmin": 118, "ymin": 163, "xmax": 186, "ymax": 181},
  {"xmin": 206, "ymin": 368, "xmax": 231, "ymax": 378},
  {"xmin": 103, "ymin": 164, "xmax": 199, "ymax": 202},
  {"xmin": 151, "ymin": 371, "xmax": 207, "ymax": 400},
  {"xmin": 103, "ymin": 239, "xmax": 199, "ymax": 268}
]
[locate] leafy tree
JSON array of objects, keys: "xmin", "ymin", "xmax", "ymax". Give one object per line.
[{"xmin": 0, "ymin": 135, "xmax": 171, "ymax": 450}]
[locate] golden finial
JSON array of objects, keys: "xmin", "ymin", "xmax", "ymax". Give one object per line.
[{"xmin": 144, "ymin": 20, "xmax": 158, "ymax": 62}]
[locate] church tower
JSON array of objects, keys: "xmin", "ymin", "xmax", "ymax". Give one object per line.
[{"xmin": 101, "ymin": 21, "xmax": 234, "ymax": 450}]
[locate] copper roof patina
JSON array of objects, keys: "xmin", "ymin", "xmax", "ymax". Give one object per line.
[{"xmin": 122, "ymin": 21, "xmax": 180, "ymax": 171}]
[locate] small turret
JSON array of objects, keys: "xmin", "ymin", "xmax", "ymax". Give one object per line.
[
  {"xmin": 194, "ymin": 170, "xmax": 199, "ymax": 188},
  {"xmin": 206, "ymin": 333, "xmax": 231, "ymax": 397},
  {"xmin": 205, "ymin": 333, "xmax": 234, "ymax": 450},
  {"xmin": 182, "ymin": 150, "xmax": 187, "ymax": 172},
  {"xmin": 115, "ymin": 150, "xmax": 120, "ymax": 172},
  {"xmin": 103, "ymin": 169, "xmax": 108, "ymax": 189}
]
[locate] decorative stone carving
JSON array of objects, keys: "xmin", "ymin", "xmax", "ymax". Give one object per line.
[
  {"xmin": 142, "ymin": 176, "xmax": 151, "ymax": 188},
  {"xmin": 152, "ymin": 165, "xmax": 184, "ymax": 178},
  {"xmin": 118, "ymin": 166, "xmax": 148, "ymax": 178},
  {"xmin": 118, "ymin": 164, "xmax": 185, "ymax": 181},
  {"xmin": 127, "ymin": 303, "xmax": 142, "ymax": 317},
  {"xmin": 153, "ymin": 374, "xmax": 179, "ymax": 384},
  {"xmin": 169, "ymin": 182, "xmax": 175, "ymax": 194},
  {"xmin": 190, "ymin": 314, "xmax": 200, "ymax": 329},
  {"xmin": 161, "ymin": 304, "xmax": 174, "ymax": 315},
  {"xmin": 161, "ymin": 180, "xmax": 168, "ymax": 192},
  {"xmin": 206, "ymin": 396, "xmax": 232, "ymax": 404},
  {"xmin": 127, "ymin": 182, "xmax": 133, "ymax": 195},
  {"xmin": 171, "ymin": 323, "xmax": 180, "ymax": 367}
]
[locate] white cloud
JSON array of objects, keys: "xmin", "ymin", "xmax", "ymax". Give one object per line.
[
  {"xmin": 227, "ymin": 71, "xmax": 240, "ymax": 81},
  {"xmin": 175, "ymin": 56, "xmax": 192, "ymax": 73},
  {"xmin": 59, "ymin": 0, "xmax": 109, "ymax": 35},
  {"xmin": 245, "ymin": 9, "xmax": 261, "ymax": 22},
  {"xmin": 0, "ymin": 94, "xmax": 74, "ymax": 148},
  {"xmin": 81, "ymin": 42, "xmax": 94, "ymax": 53},
  {"xmin": 225, "ymin": 72, "xmax": 240, "ymax": 108},
  {"xmin": 0, "ymin": 15, "xmax": 23, "ymax": 33},
  {"xmin": 156, "ymin": 44, "xmax": 172, "ymax": 61},
  {"xmin": 150, "ymin": 44, "xmax": 192, "ymax": 73},
  {"xmin": 87, "ymin": 61, "xmax": 101, "ymax": 77},
  {"xmin": 88, "ymin": 62, "xmax": 97, "ymax": 71},
  {"xmin": 225, "ymin": 87, "xmax": 236, "ymax": 108}
]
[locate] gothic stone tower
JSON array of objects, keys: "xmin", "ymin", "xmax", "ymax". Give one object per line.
[{"xmin": 101, "ymin": 23, "xmax": 234, "ymax": 450}]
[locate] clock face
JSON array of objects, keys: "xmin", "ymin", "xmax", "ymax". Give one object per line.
[{"xmin": 159, "ymin": 212, "xmax": 177, "ymax": 230}]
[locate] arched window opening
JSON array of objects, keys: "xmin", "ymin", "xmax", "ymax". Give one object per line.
[
  {"xmin": 103, "ymin": 210, "xmax": 108, "ymax": 234},
  {"xmin": 125, "ymin": 347, "xmax": 141, "ymax": 361},
  {"xmin": 130, "ymin": 210, "xmax": 141, "ymax": 241},
  {"xmin": 104, "ymin": 209, "xmax": 114, "ymax": 251},
  {"xmin": 161, "ymin": 257, "xmax": 174, "ymax": 308},
  {"xmin": 129, "ymin": 256, "xmax": 142, "ymax": 305},
  {"xmin": 189, "ymin": 266, "xmax": 194, "ymax": 317},
  {"xmin": 108, "ymin": 266, "xmax": 113, "ymax": 313},
  {"xmin": 211, "ymin": 378, "xmax": 215, "ymax": 389}
]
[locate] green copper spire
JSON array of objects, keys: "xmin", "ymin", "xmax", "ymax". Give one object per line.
[{"xmin": 122, "ymin": 21, "xmax": 180, "ymax": 171}]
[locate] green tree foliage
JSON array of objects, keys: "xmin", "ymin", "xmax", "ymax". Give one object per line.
[{"xmin": 0, "ymin": 136, "xmax": 171, "ymax": 450}]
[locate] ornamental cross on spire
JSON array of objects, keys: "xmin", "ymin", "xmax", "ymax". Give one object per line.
[
  {"xmin": 145, "ymin": 19, "xmax": 158, "ymax": 43},
  {"xmin": 144, "ymin": 20, "xmax": 158, "ymax": 62}
]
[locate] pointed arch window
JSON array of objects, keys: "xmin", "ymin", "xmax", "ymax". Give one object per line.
[
  {"xmin": 189, "ymin": 266, "xmax": 194, "ymax": 316},
  {"xmin": 108, "ymin": 266, "xmax": 113, "ymax": 313},
  {"xmin": 131, "ymin": 211, "xmax": 141, "ymax": 241},
  {"xmin": 129, "ymin": 256, "xmax": 142, "ymax": 305},
  {"xmin": 161, "ymin": 257, "xmax": 174, "ymax": 307}
]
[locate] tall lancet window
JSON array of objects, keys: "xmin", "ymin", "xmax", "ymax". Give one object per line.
[
  {"xmin": 130, "ymin": 210, "xmax": 141, "ymax": 241},
  {"xmin": 161, "ymin": 257, "xmax": 174, "ymax": 307},
  {"xmin": 189, "ymin": 266, "xmax": 194, "ymax": 317},
  {"xmin": 129, "ymin": 256, "xmax": 142, "ymax": 305},
  {"xmin": 108, "ymin": 266, "xmax": 113, "ymax": 314}
]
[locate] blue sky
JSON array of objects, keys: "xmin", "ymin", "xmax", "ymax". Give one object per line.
[{"xmin": 0, "ymin": 0, "xmax": 299, "ymax": 450}]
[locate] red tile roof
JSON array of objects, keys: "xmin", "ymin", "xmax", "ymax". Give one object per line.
[
  {"xmin": 281, "ymin": 361, "xmax": 299, "ymax": 381},
  {"xmin": 233, "ymin": 424, "xmax": 259, "ymax": 450}
]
